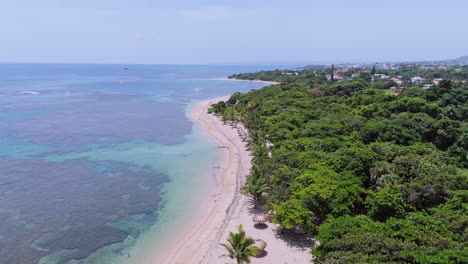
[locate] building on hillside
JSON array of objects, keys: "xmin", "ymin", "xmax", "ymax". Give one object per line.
[
  {"xmin": 411, "ymin": 77, "xmax": 424, "ymax": 84},
  {"xmin": 432, "ymin": 78, "xmax": 443, "ymax": 85},
  {"xmin": 423, "ymin": 84, "xmax": 433, "ymax": 89},
  {"xmin": 390, "ymin": 77, "xmax": 403, "ymax": 86},
  {"xmin": 373, "ymin": 74, "xmax": 389, "ymax": 80},
  {"xmin": 326, "ymin": 71, "xmax": 344, "ymax": 81},
  {"xmin": 375, "ymin": 63, "xmax": 390, "ymax": 70}
]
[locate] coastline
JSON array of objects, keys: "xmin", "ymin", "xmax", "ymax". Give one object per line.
[
  {"xmin": 156, "ymin": 95, "xmax": 246, "ymax": 263},
  {"xmin": 216, "ymin": 77, "xmax": 280, "ymax": 85},
  {"xmin": 151, "ymin": 96, "xmax": 313, "ymax": 263}
]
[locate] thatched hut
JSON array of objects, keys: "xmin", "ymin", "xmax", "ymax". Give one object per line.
[
  {"xmin": 252, "ymin": 213, "xmax": 269, "ymax": 225},
  {"xmin": 254, "ymin": 238, "xmax": 267, "ymax": 257}
]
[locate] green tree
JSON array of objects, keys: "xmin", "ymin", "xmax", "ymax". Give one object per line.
[
  {"xmin": 220, "ymin": 225, "xmax": 259, "ymax": 264},
  {"xmin": 208, "ymin": 101, "xmax": 226, "ymax": 114},
  {"xmin": 331, "ymin": 64, "xmax": 335, "ymax": 81},
  {"xmin": 243, "ymin": 166, "xmax": 269, "ymax": 209},
  {"xmin": 252, "ymin": 141, "xmax": 269, "ymax": 164},
  {"xmin": 228, "ymin": 92, "xmax": 242, "ymax": 105},
  {"xmin": 290, "ymin": 167, "xmax": 363, "ymax": 222},
  {"xmin": 272, "ymin": 199, "xmax": 315, "ymax": 233},
  {"xmin": 327, "ymin": 79, "xmax": 369, "ymax": 96},
  {"xmin": 366, "ymin": 186, "xmax": 408, "ymax": 221}
]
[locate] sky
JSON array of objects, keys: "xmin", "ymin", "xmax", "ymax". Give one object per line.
[{"xmin": 1, "ymin": 0, "xmax": 467, "ymax": 65}]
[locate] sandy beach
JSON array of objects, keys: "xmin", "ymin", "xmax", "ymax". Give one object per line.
[{"xmin": 154, "ymin": 96, "xmax": 313, "ymax": 264}]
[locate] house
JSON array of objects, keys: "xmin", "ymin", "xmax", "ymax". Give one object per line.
[
  {"xmin": 423, "ymin": 84, "xmax": 433, "ymax": 89},
  {"xmin": 373, "ymin": 74, "xmax": 389, "ymax": 80},
  {"xmin": 432, "ymin": 78, "xmax": 443, "ymax": 85},
  {"xmin": 411, "ymin": 77, "xmax": 424, "ymax": 84},
  {"xmin": 326, "ymin": 74, "xmax": 343, "ymax": 81},
  {"xmin": 326, "ymin": 71, "xmax": 344, "ymax": 81},
  {"xmin": 390, "ymin": 77, "xmax": 403, "ymax": 86}
]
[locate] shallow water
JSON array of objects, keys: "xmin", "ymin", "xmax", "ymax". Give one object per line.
[{"xmin": 0, "ymin": 64, "xmax": 270, "ymax": 264}]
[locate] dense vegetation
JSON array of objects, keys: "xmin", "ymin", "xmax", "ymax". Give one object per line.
[
  {"xmin": 229, "ymin": 65, "xmax": 468, "ymax": 86},
  {"xmin": 210, "ymin": 74, "xmax": 468, "ymax": 263},
  {"xmin": 229, "ymin": 69, "xmax": 310, "ymax": 83}
]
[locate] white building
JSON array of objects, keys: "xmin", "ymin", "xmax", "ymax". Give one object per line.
[
  {"xmin": 411, "ymin": 77, "xmax": 424, "ymax": 84},
  {"xmin": 391, "ymin": 77, "xmax": 403, "ymax": 86}
]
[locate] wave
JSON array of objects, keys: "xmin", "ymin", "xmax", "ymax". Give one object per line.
[{"xmin": 19, "ymin": 91, "xmax": 40, "ymax": 95}]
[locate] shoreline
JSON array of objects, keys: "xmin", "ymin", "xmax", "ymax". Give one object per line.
[
  {"xmin": 151, "ymin": 96, "xmax": 313, "ymax": 263},
  {"xmin": 216, "ymin": 77, "xmax": 280, "ymax": 85},
  {"xmin": 158, "ymin": 95, "xmax": 247, "ymax": 263}
]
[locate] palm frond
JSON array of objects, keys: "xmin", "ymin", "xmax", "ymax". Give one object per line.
[{"xmin": 220, "ymin": 225, "xmax": 259, "ymax": 263}]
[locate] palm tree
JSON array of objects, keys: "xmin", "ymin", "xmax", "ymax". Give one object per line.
[
  {"xmin": 222, "ymin": 107, "xmax": 235, "ymax": 125},
  {"xmin": 243, "ymin": 166, "xmax": 269, "ymax": 209},
  {"xmin": 249, "ymin": 165, "xmax": 262, "ymax": 180},
  {"xmin": 252, "ymin": 141, "xmax": 269, "ymax": 164},
  {"xmin": 220, "ymin": 225, "xmax": 259, "ymax": 264}
]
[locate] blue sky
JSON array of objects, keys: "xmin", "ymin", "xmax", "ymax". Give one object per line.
[{"xmin": 1, "ymin": 0, "xmax": 467, "ymax": 64}]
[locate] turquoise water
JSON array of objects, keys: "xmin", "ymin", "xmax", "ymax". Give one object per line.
[{"xmin": 0, "ymin": 64, "xmax": 270, "ymax": 264}]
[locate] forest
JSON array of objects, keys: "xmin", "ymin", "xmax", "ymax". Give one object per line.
[{"xmin": 210, "ymin": 74, "xmax": 468, "ymax": 263}]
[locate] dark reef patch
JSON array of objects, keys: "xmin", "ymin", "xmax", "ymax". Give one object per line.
[{"xmin": 0, "ymin": 157, "xmax": 168, "ymax": 264}]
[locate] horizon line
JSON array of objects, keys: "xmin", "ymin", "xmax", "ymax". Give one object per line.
[{"xmin": 0, "ymin": 54, "xmax": 466, "ymax": 67}]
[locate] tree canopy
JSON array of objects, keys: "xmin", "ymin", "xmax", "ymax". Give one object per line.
[{"xmin": 211, "ymin": 71, "xmax": 468, "ymax": 263}]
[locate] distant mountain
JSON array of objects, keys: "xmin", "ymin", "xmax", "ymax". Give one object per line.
[
  {"xmin": 302, "ymin": 56, "xmax": 468, "ymax": 69},
  {"xmin": 393, "ymin": 56, "xmax": 468, "ymax": 66},
  {"xmin": 450, "ymin": 55, "xmax": 468, "ymax": 65}
]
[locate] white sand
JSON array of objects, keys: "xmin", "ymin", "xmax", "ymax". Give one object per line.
[{"xmin": 153, "ymin": 97, "xmax": 313, "ymax": 264}]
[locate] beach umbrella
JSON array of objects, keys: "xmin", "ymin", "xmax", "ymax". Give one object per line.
[
  {"xmin": 252, "ymin": 213, "xmax": 268, "ymax": 224},
  {"xmin": 254, "ymin": 239, "xmax": 267, "ymax": 251}
]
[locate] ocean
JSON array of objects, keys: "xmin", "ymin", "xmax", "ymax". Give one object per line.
[{"xmin": 0, "ymin": 64, "xmax": 270, "ymax": 264}]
